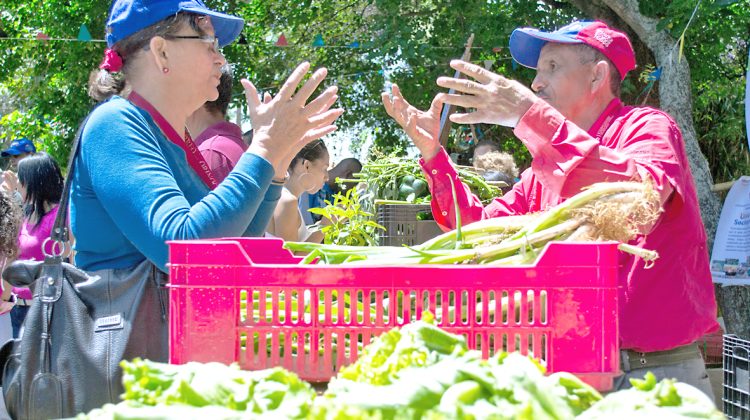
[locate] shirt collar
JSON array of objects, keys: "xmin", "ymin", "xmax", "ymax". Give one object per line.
[
  {"xmin": 587, "ymin": 98, "xmax": 623, "ymax": 142},
  {"xmin": 194, "ymin": 121, "xmax": 244, "ymax": 144}
]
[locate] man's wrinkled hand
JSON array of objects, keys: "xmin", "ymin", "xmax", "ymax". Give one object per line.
[
  {"xmin": 382, "ymin": 84, "xmax": 443, "ymax": 161},
  {"xmin": 437, "ymin": 59, "xmax": 538, "ymax": 128}
]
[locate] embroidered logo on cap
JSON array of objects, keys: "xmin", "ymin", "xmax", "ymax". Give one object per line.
[{"xmin": 593, "ymin": 29, "xmax": 613, "ymax": 47}]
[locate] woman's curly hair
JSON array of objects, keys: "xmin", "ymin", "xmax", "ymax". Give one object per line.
[{"xmin": 0, "ymin": 191, "xmax": 21, "ymax": 259}]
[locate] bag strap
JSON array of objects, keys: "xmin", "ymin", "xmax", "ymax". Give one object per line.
[
  {"xmin": 36, "ymin": 115, "xmax": 90, "ymax": 375},
  {"xmin": 48, "ymin": 115, "xmax": 90, "ymax": 247}
]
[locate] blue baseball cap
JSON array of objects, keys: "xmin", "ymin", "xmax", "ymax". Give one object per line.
[
  {"xmin": 509, "ymin": 21, "xmax": 636, "ymax": 80},
  {"xmin": 106, "ymin": 0, "xmax": 245, "ymax": 48},
  {"xmin": 1, "ymin": 138, "xmax": 36, "ymax": 157}
]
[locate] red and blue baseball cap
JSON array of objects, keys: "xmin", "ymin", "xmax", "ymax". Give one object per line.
[
  {"xmin": 1, "ymin": 138, "xmax": 36, "ymax": 157},
  {"xmin": 509, "ymin": 21, "xmax": 636, "ymax": 80},
  {"xmin": 106, "ymin": 0, "xmax": 244, "ymax": 48}
]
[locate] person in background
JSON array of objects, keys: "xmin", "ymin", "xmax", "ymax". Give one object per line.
[
  {"xmin": 187, "ymin": 67, "xmax": 246, "ymax": 182},
  {"xmin": 1, "ymin": 138, "xmax": 36, "ymax": 171},
  {"xmin": 267, "ymin": 140, "xmax": 330, "ymax": 242},
  {"xmin": 471, "ymin": 139, "xmax": 499, "ymax": 161},
  {"xmin": 9, "ymin": 152, "xmax": 63, "ymax": 338},
  {"xmin": 328, "ymin": 157, "xmax": 363, "ymax": 193},
  {"xmin": 383, "ymin": 20, "xmax": 717, "ymax": 398},
  {"xmin": 472, "ymin": 145, "xmax": 518, "ymax": 193},
  {"xmin": 0, "ymin": 190, "xmax": 21, "ymax": 316},
  {"xmin": 300, "ymin": 157, "xmax": 362, "ymax": 224},
  {"xmin": 1, "ymin": 138, "xmax": 37, "ymax": 205},
  {"xmin": 77, "ymin": 0, "xmax": 342, "ymax": 274}
]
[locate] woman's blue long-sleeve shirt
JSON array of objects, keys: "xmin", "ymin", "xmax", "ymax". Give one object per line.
[{"xmin": 70, "ymin": 96, "xmax": 280, "ymax": 272}]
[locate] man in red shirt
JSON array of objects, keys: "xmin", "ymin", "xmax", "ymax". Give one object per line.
[{"xmin": 383, "ymin": 20, "xmax": 718, "ymax": 397}]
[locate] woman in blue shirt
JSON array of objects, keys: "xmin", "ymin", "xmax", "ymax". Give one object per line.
[{"xmin": 73, "ymin": 0, "xmax": 343, "ymax": 272}]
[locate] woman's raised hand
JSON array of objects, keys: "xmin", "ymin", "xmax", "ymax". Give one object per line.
[{"xmin": 242, "ymin": 62, "xmax": 343, "ymax": 179}]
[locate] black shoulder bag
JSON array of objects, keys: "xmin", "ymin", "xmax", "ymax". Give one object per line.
[{"xmin": 0, "ymin": 117, "xmax": 169, "ymax": 419}]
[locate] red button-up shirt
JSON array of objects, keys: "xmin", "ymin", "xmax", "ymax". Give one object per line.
[{"xmin": 421, "ymin": 98, "xmax": 718, "ymax": 352}]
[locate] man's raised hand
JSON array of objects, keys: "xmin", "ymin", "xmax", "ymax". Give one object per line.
[
  {"xmin": 381, "ymin": 84, "xmax": 443, "ymax": 161},
  {"xmin": 437, "ymin": 60, "xmax": 537, "ymax": 128}
]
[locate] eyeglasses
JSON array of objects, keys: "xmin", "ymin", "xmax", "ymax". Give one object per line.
[{"xmin": 165, "ymin": 35, "xmax": 220, "ymax": 54}]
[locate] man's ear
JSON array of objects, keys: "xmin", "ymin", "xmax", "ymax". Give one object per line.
[
  {"xmin": 591, "ymin": 61, "xmax": 610, "ymax": 93},
  {"xmin": 148, "ymin": 37, "xmax": 169, "ymax": 72}
]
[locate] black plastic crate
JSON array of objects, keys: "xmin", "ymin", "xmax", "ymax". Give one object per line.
[
  {"xmin": 724, "ymin": 334, "xmax": 750, "ymax": 419},
  {"xmin": 376, "ymin": 203, "xmax": 444, "ymax": 246}
]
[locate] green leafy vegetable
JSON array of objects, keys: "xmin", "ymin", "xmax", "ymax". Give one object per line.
[
  {"xmin": 78, "ymin": 321, "xmax": 722, "ymax": 420},
  {"xmin": 578, "ymin": 372, "xmax": 723, "ymax": 419},
  {"xmin": 351, "ymin": 151, "xmax": 501, "ymax": 206},
  {"xmin": 95, "ymin": 358, "xmax": 314, "ymax": 419},
  {"xmin": 308, "ymin": 187, "xmax": 384, "ymax": 246},
  {"xmin": 313, "ymin": 314, "xmax": 606, "ymax": 419}
]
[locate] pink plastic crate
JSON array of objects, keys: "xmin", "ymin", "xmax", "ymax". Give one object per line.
[{"xmin": 168, "ymin": 238, "xmax": 620, "ymax": 391}]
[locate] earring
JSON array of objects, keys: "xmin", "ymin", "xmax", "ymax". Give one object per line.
[
  {"xmin": 297, "ymin": 172, "xmax": 317, "ymax": 193},
  {"xmin": 162, "ymin": 67, "xmax": 169, "ymax": 74}
]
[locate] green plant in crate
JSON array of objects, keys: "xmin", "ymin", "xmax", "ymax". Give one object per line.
[
  {"xmin": 353, "ymin": 151, "xmax": 501, "ymax": 207},
  {"xmin": 309, "ymin": 188, "xmax": 384, "ymax": 246}
]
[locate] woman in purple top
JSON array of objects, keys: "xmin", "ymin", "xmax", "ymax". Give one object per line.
[
  {"xmin": 11, "ymin": 152, "xmax": 63, "ymax": 337},
  {"xmin": 187, "ymin": 68, "xmax": 247, "ymax": 182}
]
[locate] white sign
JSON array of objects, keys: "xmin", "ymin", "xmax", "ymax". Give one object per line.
[{"xmin": 711, "ymin": 176, "xmax": 750, "ymax": 285}]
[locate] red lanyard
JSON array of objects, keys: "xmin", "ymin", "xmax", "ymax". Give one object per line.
[{"xmin": 128, "ymin": 91, "xmax": 219, "ymax": 189}]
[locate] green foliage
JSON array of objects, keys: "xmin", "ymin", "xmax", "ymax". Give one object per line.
[
  {"xmin": 0, "ymin": 110, "xmax": 67, "ymax": 168},
  {"xmin": 0, "ymin": 0, "xmax": 108, "ymax": 165},
  {"xmin": 0, "ymin": 0, "xmax": 578, "ymax": 171},
  {"xmin": 687, "ymin": 2, "xmax": 750, "ymax": 182},
  {"xmin": 694, "ymin": 79, "xmax": 750, "ymax": 183},
  {"xmin": 308, "ymin": 187, "xmax": 384, "ymax": 246},
  {"xmin": 1, "ymin": 0, "xmax": 747, "ymax": 183},
  {"xmin": 637, "ymin": 0, "xmax": 750, "ymax": 182}
]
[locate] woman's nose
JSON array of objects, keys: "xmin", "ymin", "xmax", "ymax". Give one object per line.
[{"xmin": 216, "ymin": 50, "xmax": 227, "ymax": 66}]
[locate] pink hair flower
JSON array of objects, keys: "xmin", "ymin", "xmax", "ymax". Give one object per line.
[{"xmin": 99, "ymin": 48, "xmax": 123, "ymax": 73}]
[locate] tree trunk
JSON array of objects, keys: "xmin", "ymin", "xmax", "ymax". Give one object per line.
[
  {"xmin": 716, "ymin": 285, "xmax": 750, "ymax": 340},
  {"xmin": 566, "ymin": 0, "xmax": 722, "ymax": 250}
]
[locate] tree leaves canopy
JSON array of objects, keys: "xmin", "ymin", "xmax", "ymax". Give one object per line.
[{"xmin": 0, "ymin": 0, "xmax": 747, "ymax": 181}]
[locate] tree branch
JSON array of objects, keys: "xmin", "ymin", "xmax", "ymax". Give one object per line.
[
  {"xmin": 298, "ymin": 2, "xmax": 369, "ymax": 42},
  {"xmin": 542, "ymin": 0, "xmax": 569, "ymax": 9}
]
